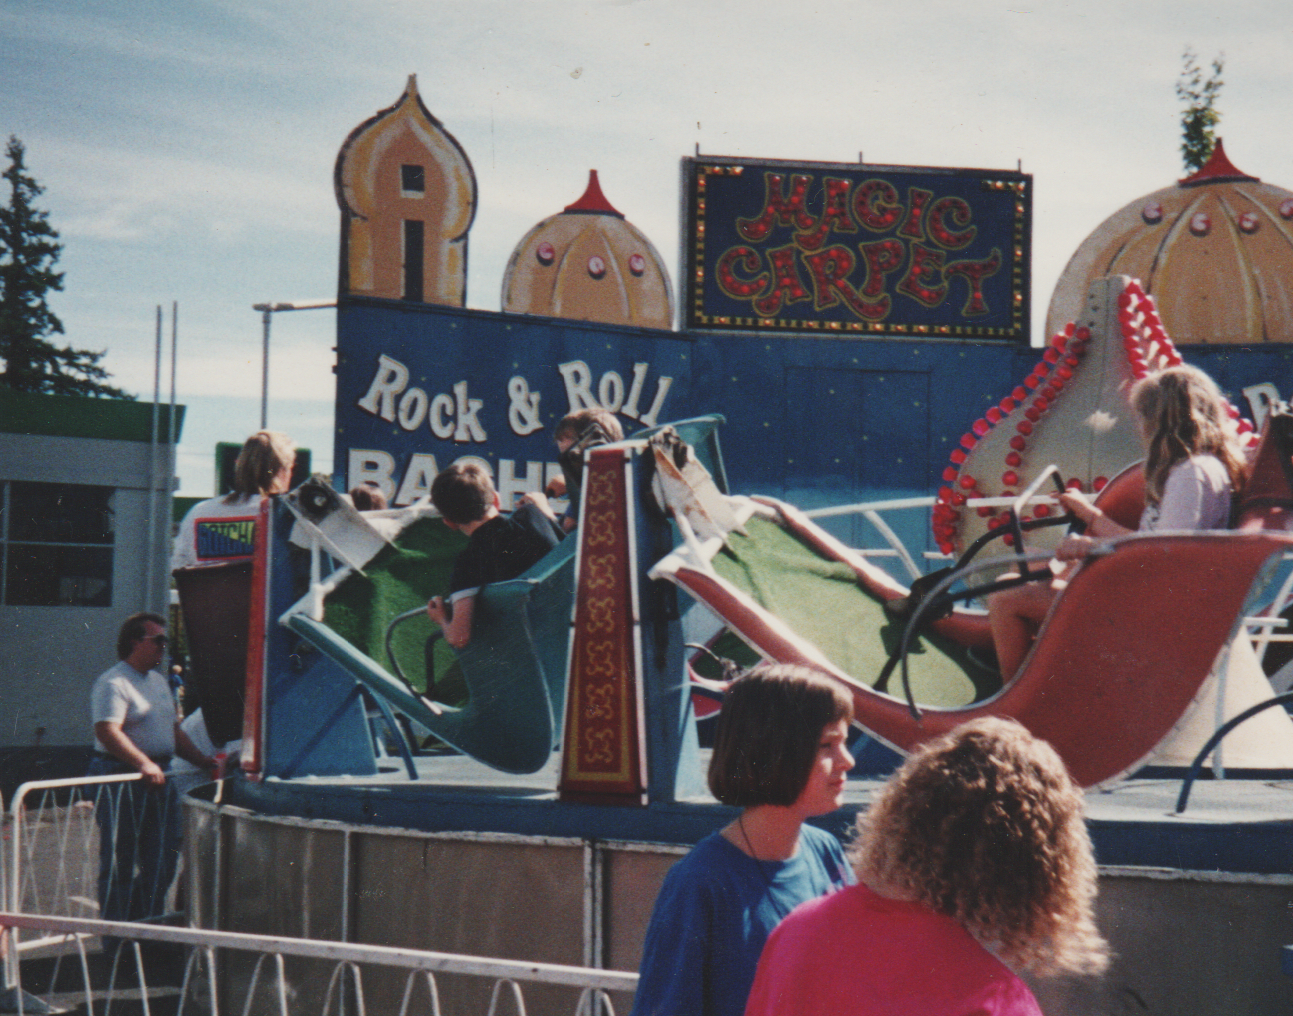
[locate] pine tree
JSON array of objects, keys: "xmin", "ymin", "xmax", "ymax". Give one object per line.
[
  {"xmin": 1176, "ymin": 48, "xmax": 1224, "ymax": 174},
  {"xmin": 0, "ymin": 135, "xmax": 131, "ymax": 398}
]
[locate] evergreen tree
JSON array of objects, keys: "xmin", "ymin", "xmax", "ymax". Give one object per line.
[
  {"xmin": 0, "ymin": 135, "xmax": 131, "ymax": 398},
  {"xmin": 1176, "ymin": 48, "xmax": 1224, "ymax": 174}
]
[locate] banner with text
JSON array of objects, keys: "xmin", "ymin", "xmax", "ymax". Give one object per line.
[{"xmin": 683, "ymin": 157, "xmax": 1031, "ymax": 342}]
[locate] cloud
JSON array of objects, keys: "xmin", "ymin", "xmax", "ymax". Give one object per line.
[{"xmin": 7, "ymin": 0, "xmax": 1293, "ymax": 489}]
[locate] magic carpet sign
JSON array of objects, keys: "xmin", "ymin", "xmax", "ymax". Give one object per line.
[{"xmin": 683, "ymin": 156, "xmax": 1031, "ymax": 341}]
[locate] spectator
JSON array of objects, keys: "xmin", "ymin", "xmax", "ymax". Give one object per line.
[
  {"xmin": 745, "ymin": 717, "xmax": 1108, "ymax": 1016},
  {"xmin": 631, "ymin": 664, "xmax": 855, "ymax": 1016},
  {"xmin": 89, "ymin": 613, "xmax": 215, "ymax": 923}
]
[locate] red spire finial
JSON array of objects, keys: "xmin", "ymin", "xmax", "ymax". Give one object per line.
[
  {"xmin": 1179, "ymin": 139, "xmax": 1259, "ymax": 186},
  {"xmin": 563, "ymin": 170, "xmax": 624, "ymax": 217}
]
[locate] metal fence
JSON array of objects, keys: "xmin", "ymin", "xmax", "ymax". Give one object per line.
[
  {"xmin": 3, "ymin": 773, "xmax": 153, "ymax": 1009},
  {"xmin": 1, "ymin": 776, "xmax": 638, "ymax": 1015},
  {"xmin": 0, "ymin": 911, "xmax": 636, "ymax": 1016},
  {"xmin": 4, "ymin": 774, "xmax": 155, "ymax": 915}
]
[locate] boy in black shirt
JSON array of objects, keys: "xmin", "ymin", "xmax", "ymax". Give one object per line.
[{"xmin": 425, "ymin": 463, "xmax": 561, "ymax": 648}]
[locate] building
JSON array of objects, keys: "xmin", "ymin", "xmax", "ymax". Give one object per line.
[{"xmin": 0, "ymin": 389, "xmax": 182, "ymax": 798}]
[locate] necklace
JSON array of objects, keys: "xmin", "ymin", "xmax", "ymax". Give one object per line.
[
  {"xmin": 738, "ymin": 814, "xmax": 789, "ymax": 921},
  {"xmin": 737, "ymin": 813, "xmax": 763, "ymax": 861}
]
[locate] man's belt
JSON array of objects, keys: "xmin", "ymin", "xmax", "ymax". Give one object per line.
[{"xmin": 95, "ymin": 752, "xmax": 173, "ymax": 766}]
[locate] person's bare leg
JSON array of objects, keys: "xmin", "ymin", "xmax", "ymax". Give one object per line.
[{"xmin": 988, "ymin": 579, "xmax": 1058, "ymax": 680}]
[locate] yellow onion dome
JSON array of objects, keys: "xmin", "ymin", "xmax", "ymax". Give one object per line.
[
  {"xmin": 1047, "ymin": 141, "xmax": 1293, "ymax": 345},
  {"xmin": 501, "ymin": 171, "xmax": 674, "ymax": 329}
]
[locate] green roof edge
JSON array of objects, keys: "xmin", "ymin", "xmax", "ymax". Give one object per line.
[{"xmin": 0, "ymin": 389, "xmax": 186, "ymax": 443}]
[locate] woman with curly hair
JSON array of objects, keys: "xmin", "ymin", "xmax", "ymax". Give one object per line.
[
  {"xmin": 744, "ymin": 717, "xmax": 1108, "ymax": 1016},
  {"xmin": 989, "ymin": 364, "xmax": 1246, "ymax": 679},
  {"xmin": 631, "ymin": 664, "xmax": 856, "ymax": 1016}
]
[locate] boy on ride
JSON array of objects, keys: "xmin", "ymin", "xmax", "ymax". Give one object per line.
[{"xmin": 425, "ymin": 463, "xmax": 562, "ymax": 649}]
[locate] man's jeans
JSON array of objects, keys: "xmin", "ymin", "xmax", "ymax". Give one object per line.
[{"xmin": 87, "ymin": 755, "xmax": 180, "ymax": 923}]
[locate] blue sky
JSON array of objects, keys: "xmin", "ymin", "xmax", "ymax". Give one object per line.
[{"xmin": 3, "ymin": 0, "xmax": 1290, "ymax": 493}]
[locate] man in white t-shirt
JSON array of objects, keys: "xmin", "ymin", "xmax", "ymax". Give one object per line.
[{"xmin": 89, "ymin": 613, "xmax": 214, "ymax": 922}]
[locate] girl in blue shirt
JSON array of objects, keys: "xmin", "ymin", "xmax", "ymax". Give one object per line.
[{"xmin": 631, "ymin": 664, "xmax": 856, "ymax": 1016}]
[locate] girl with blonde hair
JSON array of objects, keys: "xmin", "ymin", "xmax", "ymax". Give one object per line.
[
  {"xmin": 171, "ymin": 430, "xmax": 296, "ymax": 570},
  {"xmin": 988, "ymin": 364, "xmax": 1246, "ymax": 678},
  {"xmin": 745, "ymin": 718, "xmax": 1108, "ymax": 1016}
]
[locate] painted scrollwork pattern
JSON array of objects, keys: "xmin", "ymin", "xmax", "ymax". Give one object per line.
[{"xmin": 560, "ymin": 449, "xmax": 644, "ymax": 797}]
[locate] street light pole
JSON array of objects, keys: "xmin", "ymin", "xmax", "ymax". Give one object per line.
[{"xmin": 250, "ymin": 299, "xmax": 337, "ymax": 429}]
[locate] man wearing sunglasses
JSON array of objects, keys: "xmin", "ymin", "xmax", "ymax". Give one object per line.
[{"xmin": 89, "ymin": 613, "xmax": 215, "ymax": 925}]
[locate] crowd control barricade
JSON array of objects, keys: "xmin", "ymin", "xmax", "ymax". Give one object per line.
[{"xmin": 0, "ymin": 911, "xmax": 636, "ymax": 1016}]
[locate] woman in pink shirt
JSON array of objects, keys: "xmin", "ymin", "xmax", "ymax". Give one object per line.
[{"xmin": 745, "ymin": 718, "xmax": 1108, "ymax": 1016}]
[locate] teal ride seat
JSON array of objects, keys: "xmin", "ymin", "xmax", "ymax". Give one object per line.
[{"xmin": 287, "ymin": 533, "xmax": 577, "ymax": 775}]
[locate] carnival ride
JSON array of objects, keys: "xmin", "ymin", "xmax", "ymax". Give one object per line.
[
  {"xmin": 165, "ymin": 280, "xmax": 1293, "ymax": 1016},
  {"xmin": 150, "ymin": 76, "xmax": 1293, "ymax": 1010},
  {"xmin": 175, "ymin": 409, "xmax": 1293, "ymax": 798},
  {"xmin": 172, "ymin": 271, "xmax": 1293, "ymax": 802}
]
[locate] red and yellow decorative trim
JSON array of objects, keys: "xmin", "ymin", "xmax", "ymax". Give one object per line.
[
  {"xmin": 559, "ymin": 449, "xmax": 646, "ymax": 803},
  {"xmin": 240, "ymin": 497, "xmax": 270, "ymax": 781}
]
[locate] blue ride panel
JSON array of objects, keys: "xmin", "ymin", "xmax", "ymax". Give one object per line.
[
  {"xmin": 334, "ymin": 297, "xmax": 694, "ymax": 511},
  {"xmin": 690, "ymin": 332, "xmax": 1025, "ymax": 563},
  {"xmin": 332, "ymin": 295, "xmax": 1293, "ymax": 596},
  {"xmin": 334, "ymin": 297, "xmax": 1040, "ymax": 583},
  {"xmin": 260, "ymin": 502, "xmax": 378, "ymax": 779}
]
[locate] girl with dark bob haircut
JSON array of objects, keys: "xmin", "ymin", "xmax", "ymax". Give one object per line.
[
  {"xmin": 746, "ymin": 717, "xmax": 1109, "ymax": 1016},
  {"xmin": 631, "ymin": 664, "xmax": 855, "ymax": 1016}
]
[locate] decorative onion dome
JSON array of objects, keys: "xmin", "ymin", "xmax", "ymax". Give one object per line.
[
  {"xmin": 935, "ymin": 275, "xmax": 1256, "ymax": 563},
  {"xmin": 501, "ymin": 171, "xmax": 674, "ymax": 329},
  {"xmin": 1046, "ymin": 140, "xmax": 1293, "ymax": 345},
  {"xmin": 335, "ymin": 74, "xmax": 477, "ymax": 306}
]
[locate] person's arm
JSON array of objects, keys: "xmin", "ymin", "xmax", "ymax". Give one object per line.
[
  {"xmin": 94, "ymin": 721, "xmax": 167, "ymax": 786},
  {"xmin": 515, "ymin": 490, "xmax": 561, "ymax": 526},
  {"xmin": 171, "ymin": 502, "xmax": 203, "ymax": 571},
  {"xmin": 1058, "ymin": 490, "xmax": 1134, "ymax": 539},
  {"xmin": 174, "ymin": 722, "xmax": 216, "ymax": 772},
  {"xmin": 631, "ymin": 867, "xmax": 709, "ymax": 1016},
  {"xmin": 427, "ymin": 593, "xmax": 475, "ymax": 649}
]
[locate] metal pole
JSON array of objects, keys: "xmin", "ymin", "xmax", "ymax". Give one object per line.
[
  {"xmin": 252, "ymin": 300, "xmax": 334, "ymax": 432},
  {"xmin": 145, "ymin": 305, "xmax": 162, "ymax": 610},
  {"xmin": 169, "ymin": 302, "xmax": 178, "ymax": 450},
  {"xmin": 261, "ymin": 307, "xmax": 272, "ymax": 429}
]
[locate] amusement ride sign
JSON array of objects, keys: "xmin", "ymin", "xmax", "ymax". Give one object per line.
[{"xmin": 683, "ymin": 156, "xmax": 1031, "ymax": 341}]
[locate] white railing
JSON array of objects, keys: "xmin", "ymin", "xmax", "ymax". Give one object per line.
[
  {"xmin": 2, "ymin": 778, "xmax": 641, "ymax": 1015},
  {"xmin": 0, "ymin": 911, "xmax": 636, "ymax": 1016},
  {"xmin": 5, "ymin": 774, "xmax": 150, "ymax": 921},
  {"xmin": 2, "ymin": 772, "xmax": 186, "ymax": 995}
]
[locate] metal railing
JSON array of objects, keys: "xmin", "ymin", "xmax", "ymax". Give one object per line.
[
  {"xmin": 0, "ymin": 911, "xmax": 636, "ymax": 1016},
  {"xmin": 2, "ymin": 772, "xmax": 183, "ymax": 995},
  {"xmin": 2, "ymin": 777, "xmax": 641, "ymax": 1015},
  {"xmin": 5, "ymin": 774, "xmax": 154, "ymax": 919}
]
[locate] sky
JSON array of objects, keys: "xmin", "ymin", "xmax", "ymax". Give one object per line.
[{"xmin": 3, "ymin": 0, "xmax": 1291, "ymax": 495}]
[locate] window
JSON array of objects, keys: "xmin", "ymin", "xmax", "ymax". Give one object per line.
[
  {"xmin": 1, "ymin": 481, "xmax": 114, "ymax": 606},
  {"xmin": 403, "ymin": 219, "xmax": 425, "ymax": 302},
  {"xmin": 400, "ymin": 164, "xmax": 425, "ymax": 197}
]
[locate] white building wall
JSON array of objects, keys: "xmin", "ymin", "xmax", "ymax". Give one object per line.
[{"xmin": 0, "ymin": 432, "xmax": 176, "ymax": 749}]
